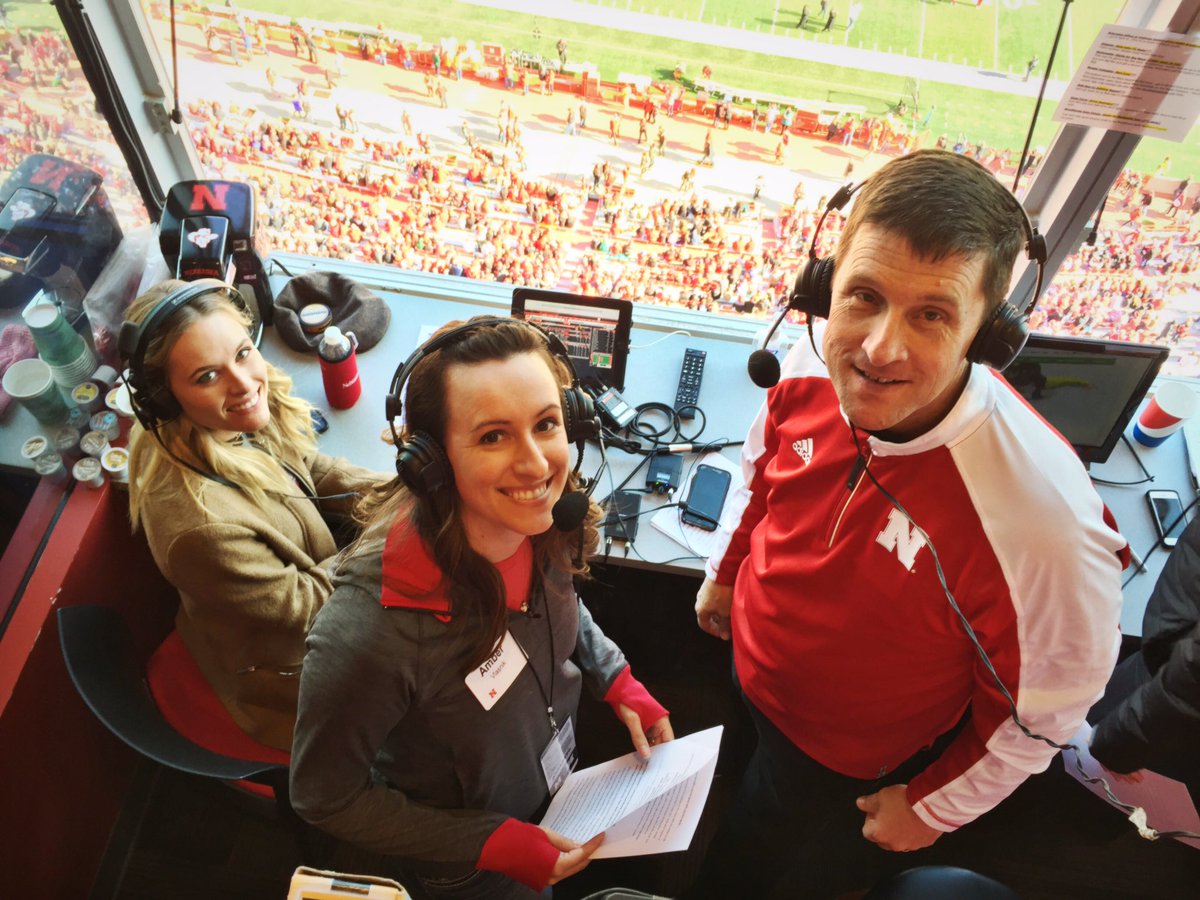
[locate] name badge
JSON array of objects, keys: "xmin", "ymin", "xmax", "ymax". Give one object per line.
[
  {"xmin": 464, "ymin": 631, "xmax": 527, "ymax": 710},
  {"xmin": 540, "ymin": 716, "xmax": 578, "ymax": 796}
]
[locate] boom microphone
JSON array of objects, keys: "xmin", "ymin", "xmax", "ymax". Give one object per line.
[
  {"xmin": 747, "ymin": 347, "xmax": 782, "ymax": 389},
  {"xmin": 552, "ymin": 489, "xmax": 590, "ymax": 532}
]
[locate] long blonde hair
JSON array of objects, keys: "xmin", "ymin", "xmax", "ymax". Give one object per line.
[{"xmin": 126, "ymin": 280, "xmax": 318, "ymax": 527}]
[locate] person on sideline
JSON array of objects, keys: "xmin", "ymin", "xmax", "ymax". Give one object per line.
[
  {"xmin": 692, "ymin": 150, "xmax": 1125, "ymax": 897},
  {"xmin": 123, "ymin": 279, "xmax": 380, "ymax": 753},
  {"xmin": 291, "ymin": 317, "xmax": 672, "ymax": 899}
]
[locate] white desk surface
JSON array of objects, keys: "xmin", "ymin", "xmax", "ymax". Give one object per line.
[
  {"xmin": 264, "ymin": 274, "xmax": 1185, "ymax": 636},
  {"xmin": 262, "ymin": 273, "xmax": 762, "ymax": 578},
  {"xmin": 4, "ymin": 258, "xmax": 1183, "ymax": 635}
]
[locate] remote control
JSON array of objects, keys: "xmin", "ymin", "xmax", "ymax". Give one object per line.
[{"xmin": 674, "ymin": 348, "xmax": 706, "ymax": 418}]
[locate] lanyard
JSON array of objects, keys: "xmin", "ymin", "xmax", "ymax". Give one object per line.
[{"xmin": 510, "ymin": 583, "xmax": 558, "ymax": 733}]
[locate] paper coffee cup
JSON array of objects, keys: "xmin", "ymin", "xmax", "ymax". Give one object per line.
[
  {"xmin": 2, "ymin": 358, "xmax": 69, "ymax": 426},
  {"xmin": 1133, "ymin": 382, "xmax": 1199, "ymax": 447}
]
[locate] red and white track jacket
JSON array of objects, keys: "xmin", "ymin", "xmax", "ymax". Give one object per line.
[{"xmin": 707, "ymin": 343, "xmax": 1125, "ymax": 831}]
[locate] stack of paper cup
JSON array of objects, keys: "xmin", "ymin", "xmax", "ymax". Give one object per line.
[
  {"xmin": 2, "ymin": 358, "xmax": 69, "ymax": 426},
  {"xmin": 22, "ymin": 301, "xmax": 96, "ymax": 388}
]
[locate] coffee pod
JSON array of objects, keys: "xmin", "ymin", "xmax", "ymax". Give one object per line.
[
  {"xmin": 90, "ymin": 365, "xmax": 120, "ymax": 389},
  {"xmin": 72, "ymin": 456, "xmax": 105, "ymax": 489},
  {"xmin": 21, "ymin": 435, "xmax": 54, "ymax": 464},
  {"xmin": 101, "ymin": 446, "xmax": 130, "ymax": 486},
  {"xmin": 106, "ymin": 383, "xmax": 135, "ymax": 418},
  {"xmin": 66, "ymin": 405, "xmax": 90, "ymax": 430},
  {"xmin": 300, "ymin": 303, "xmax": 333, "ymax": 335},
  {"xmin": 52, "ymin": 426, "xmax": 82, "ymax": 461},
  {"xmin": 80, "ymin": 430, "xmax": 111, "ymax": 459},
  {"xmin": 35, "ymin": 452, "xmax": 69, "ymax": 485},
  {"xmin": 90, "ymin": 410, "xmax": 121, "ymax": 440},
  {"xmin": 71, "ymin": 381, "xmax": 103, "ymax": 414}
]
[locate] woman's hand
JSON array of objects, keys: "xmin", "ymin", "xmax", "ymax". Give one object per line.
[
  {"xmin": 618, "ymin": 705, "xmax": 674, "ymax": 761},
  {"xmin": 540, "ymin": 827, "xmax": 605, "ymax": 884}
]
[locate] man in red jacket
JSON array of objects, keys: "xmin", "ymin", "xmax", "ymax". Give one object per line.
[{"xmin": 692, "ymin": 150, "xmax": 1124, "ymax": 897}]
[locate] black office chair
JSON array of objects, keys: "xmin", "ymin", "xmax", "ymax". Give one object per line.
[
  {"xmin": 864, "ymin": 865, "xmax": 1020, "ymax": 899},
  {"xmin": 56, "ymin": 604, "xmax": 314, "ymax": 861}
]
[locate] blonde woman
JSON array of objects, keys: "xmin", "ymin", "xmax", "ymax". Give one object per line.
[{"xmin": 123, "ymin": 278, "xmax": 380, "ymax": 752}]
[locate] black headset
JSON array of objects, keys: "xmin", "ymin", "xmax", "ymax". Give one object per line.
[
  {"xmin": 118, "ymin": 278, "xmax": 250, "ymax": 431},
  {"xmin": 384, "ymin": 316, "xmax": 598, "ymax": 498},
  {"xmin": 748, "ymin": 171, "xmax": 1048, "ymax": 387}
]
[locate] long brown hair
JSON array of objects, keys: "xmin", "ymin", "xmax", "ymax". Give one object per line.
[
  {"xmin": 125, "ymin": 279, "xmax": 317, "ymax": 526},
  {"xmin": 350, "ymin": 316, "xmax": 600, "ymax": 671}
]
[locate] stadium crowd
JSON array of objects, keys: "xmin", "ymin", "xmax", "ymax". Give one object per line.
[{"xmin": 2, "ymin": 14, "xmax": 1197, "ymax": 374}]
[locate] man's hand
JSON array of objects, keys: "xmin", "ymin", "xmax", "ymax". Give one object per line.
[
  {"xmin": 540, "ymin": 827, "xmax": 605, "ymax": 884},
  {"xmin": 695, "ymin": 578, "xmax": 733, "ymax": 640},
  {"xmin": 617, "ymin": 705, "xmax": 674, "ymax": 761},
  {"xmin": 856, "ymin": 784, "xmax": 942, "ymax": 852}
]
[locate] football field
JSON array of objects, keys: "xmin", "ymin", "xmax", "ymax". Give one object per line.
[{"xmin": 232, "ymin": 0, "xmax": 1191, "ymax": 175}]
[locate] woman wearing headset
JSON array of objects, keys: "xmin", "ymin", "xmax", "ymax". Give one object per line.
[
  {"xmin": 290, "ymin": 317, "xmax": 673, "ymax": 899},
  {"xmin": 124, "ymin": 279, "xmax": 381, "ymax": 754}
]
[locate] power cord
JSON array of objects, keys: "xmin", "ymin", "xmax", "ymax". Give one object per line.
[
  {"xmin": 1088, "ymin": 435, "xmax": 1156, "ymax": 489},
  {"xmin": 1013, "ymin": 0, "xmax": 1072, "ymax": 193},
  {"xmin": 1121, "ymin": 493, "xmax": 1200, "ymax": 589}
]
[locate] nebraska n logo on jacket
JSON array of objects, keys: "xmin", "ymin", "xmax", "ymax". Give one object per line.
[{"xmin": 876, "ymin": 508, "xmax": 928, "ymax": 571}]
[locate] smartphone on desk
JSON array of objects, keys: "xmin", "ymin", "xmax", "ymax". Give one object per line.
[
  {"xmin": 1147, "ymin": 489, "xmax": 1188, "ymax": 548},
  {"xmin": 682, "ymin": 464, "xmax": 731, "ymax": 531}
]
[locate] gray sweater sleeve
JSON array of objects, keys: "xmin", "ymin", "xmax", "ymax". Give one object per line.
[
  {"xmin": 573, "ymin": 595, "xmax": 628, "ymax": 699},
  {"xmin": 289, "ymin": 581, "xmax": 508, "ymax": 862}
]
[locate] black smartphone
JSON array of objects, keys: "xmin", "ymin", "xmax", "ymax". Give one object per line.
[
  {"xmin": 682, "ymin": 464, "xmax": 732, "ymax": 531},
  {"xmin": 603, "ymin": 490, "xmax": 642, "ymax": 542},
  {"xmin": 1147, "ymin": 489, "xmax": 1188, "ymax": 548}
]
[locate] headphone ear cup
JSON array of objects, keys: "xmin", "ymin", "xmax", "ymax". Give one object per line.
[
  {"xmin": 562, "ymin": 387, "xmax": 598, "ymax": 444},
  {"xmin": 396, "ymin": 430, "xmax": 453, "ymax": 496},
  {"xmin": 967, "ymin": 302, "xmax": 1029, "ymax": 370},
  {"xmin": 127, "ymin": 371, "xmax": 181, "ymax": 430},
  {"xmin": 792, "ymin": 256, "xmax": 835, "ymax": 319}
]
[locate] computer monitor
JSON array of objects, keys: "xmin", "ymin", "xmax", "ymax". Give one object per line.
[
  {"xmin": 511, "ymin": 288, "xmax": 633, "ymax": 390},
  {"xmin": 1001, "ymin": 332, "xmax": 1170, "ymax": 466}
]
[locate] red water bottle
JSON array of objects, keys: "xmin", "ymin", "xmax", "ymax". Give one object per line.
[{"xmin": 318, "ymin": 326, "xmax": 362, "ymax": 409}]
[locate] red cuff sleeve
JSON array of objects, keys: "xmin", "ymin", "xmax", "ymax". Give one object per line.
[
  {"xmin": 477, "ymin": 818, "xmax": 559, "ymax": 891},
  {"xmin": 603, "ymin": 665, "xmax": 669, "ymax": 729}
]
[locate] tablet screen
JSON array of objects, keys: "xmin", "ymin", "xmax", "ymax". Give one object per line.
[{"xmin": 511, "ymin": 288, "xmax": 633, "ymax": 390}]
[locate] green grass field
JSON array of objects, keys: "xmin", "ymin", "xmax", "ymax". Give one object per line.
[
  {"xmin": 234, "ymin": 0, "xmax": 1192, "ymax": 177},
  {"xmin": 9, "ymin": 0, "xmax": 1194, "ymax": 178}
]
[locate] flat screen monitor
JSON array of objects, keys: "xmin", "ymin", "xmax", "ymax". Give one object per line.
[
  {"xmin": 511, "ymin": 288, "xmax": 633, "ymax": 390},
  {"xmin": 1001, "ymin": 332, "xmax": 1170, "ymax": 466}
]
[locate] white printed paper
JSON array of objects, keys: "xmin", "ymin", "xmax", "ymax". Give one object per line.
[
  {"xmin": 1063, "ymin": 722, "xmax": 1200, "ymax": 850},
  {"xmin": 1054, "ymin": 26, "xmax": 1200, "ymax": 141},
  {"xmin": 539, "ymin": 725, "xmax": 722, "ymax": 858}
]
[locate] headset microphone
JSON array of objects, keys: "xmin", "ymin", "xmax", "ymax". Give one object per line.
[
  {"xmin": 747, "ymin": 340, "xmax": 784, "ymax": 390},
  {"xmin": 746, "ymin": 160, "xmax": 1046, "ymax": 390},
  {"xmin": 552, "ymin": 489, "xmax": 591, "ymax": 532},
  {"xmin": 747, "ymin": 183, "xmax": 857, "ymax": 389}
]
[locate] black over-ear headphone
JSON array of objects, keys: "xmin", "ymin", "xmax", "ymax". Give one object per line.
[
  {"xmin": 384, "ymin": 317, "xmax": 599, "ymax": 503},
  {"xmin": 747, "ymin": 173, "xmax": 1047, "ymax": 388},
  {"xmin": 118, "ymin": 278, "xmax": 250, "ymax": 431}
]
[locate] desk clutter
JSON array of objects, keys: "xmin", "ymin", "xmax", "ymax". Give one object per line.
[{"xmin": 7, "ymin": 323, "xmax": 131, "ymax": 489}]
